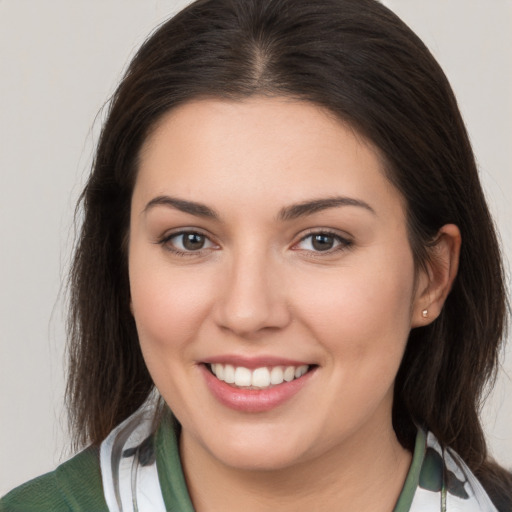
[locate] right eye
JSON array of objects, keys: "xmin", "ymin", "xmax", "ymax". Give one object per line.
[{"xmin": 159, "ymin": 231, "xmax": 217, "ymax": 255}]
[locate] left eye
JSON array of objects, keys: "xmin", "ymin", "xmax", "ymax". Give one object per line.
[
  {"xmin": 295, "ymin": 232, "xmax": 349, "ymax": 252},
  {"xmin": 165, "ymin": 232, "xmax": 215, "ymax": 252}
]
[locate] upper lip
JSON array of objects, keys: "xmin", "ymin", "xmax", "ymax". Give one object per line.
[{"xmin": 201, "ymin": 355, "xmax": 314, "ymax": 369}]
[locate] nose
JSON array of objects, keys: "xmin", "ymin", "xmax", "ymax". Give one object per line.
[{"xmin": 214, "ymin": 248, "xmax": 291, "ymax": 338}]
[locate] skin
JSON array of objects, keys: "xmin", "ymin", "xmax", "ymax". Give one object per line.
[{"xmin": 128, "ymin": 97, "xmax": 460, "ymax": 512}]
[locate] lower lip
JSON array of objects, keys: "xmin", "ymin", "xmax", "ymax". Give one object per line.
[{"xmin": 200, "ymin": 364, "xmax": 315, "ymax": 413}]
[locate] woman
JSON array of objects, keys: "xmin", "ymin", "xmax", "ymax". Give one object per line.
[{"xmin": 1, "ymin": 0, "xmax": 511, "ymax": 510}]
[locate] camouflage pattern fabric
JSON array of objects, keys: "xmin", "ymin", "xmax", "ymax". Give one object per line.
[
  {"xmin": 99, "ymin": 405, "xmax": 498, "ymax": 512},
  {"xmin": 409, "ymin": 432, "xmax": 498, "ymax": 511}
]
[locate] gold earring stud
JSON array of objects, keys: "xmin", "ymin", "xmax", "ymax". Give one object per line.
[{"xmin": 422, "ymin": 309, "xmax": 428, "ymax": 318}]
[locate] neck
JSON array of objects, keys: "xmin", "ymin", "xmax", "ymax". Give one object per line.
[{"xmin": 180, "ymin": 418, "xmax": 412, "ymax": 512}]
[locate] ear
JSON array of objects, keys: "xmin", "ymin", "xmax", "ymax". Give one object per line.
[{"xmin": 411, "ymin": 224, "xmax": 461, "ymax": 327}]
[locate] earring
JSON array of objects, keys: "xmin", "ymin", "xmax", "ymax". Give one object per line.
[{"xmin": 422, "ymin": 309, "xmax": 429, "ymax": 318}]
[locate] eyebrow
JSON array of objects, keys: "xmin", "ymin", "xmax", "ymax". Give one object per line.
[
  {"xmin": 278, "ymin": 196, "xmax": 375, "ymax": 221},
  {"xmin": 143, "ymin": 195, "xmax": 375, "ymax": 220},
  {"xmin": 143, "ymin": 196, "xmax": 219, "ymax": 219}
]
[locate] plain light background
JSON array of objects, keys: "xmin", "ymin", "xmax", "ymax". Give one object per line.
[{"xmin": 1, "ymin": 0, "xmax": 511, "ymax": 496}]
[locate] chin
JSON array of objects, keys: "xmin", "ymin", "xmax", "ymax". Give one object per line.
[
  {"xmin": 187, "ymin": 420, "xmax": 324, "ymax": 472},
  {"xmin": 211, "ymin": 442, "xmax": 309, "ymax": 472}
]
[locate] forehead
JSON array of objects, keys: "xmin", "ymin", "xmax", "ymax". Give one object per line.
[{"xmin": 134, "ymin": 96, "xmax": 405, "ymax": 221}]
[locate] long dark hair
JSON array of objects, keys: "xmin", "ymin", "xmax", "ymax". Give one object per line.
[{"xmin": 67, "ymin": 0, "xmax": 511, "ymax": 503}]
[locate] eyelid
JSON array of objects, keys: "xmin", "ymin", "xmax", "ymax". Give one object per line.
[
  {"xmin": 291, "ymin": 228, "xmax": 353, "ymax": 253},
  {"xmin": 154, "ymin": 227, "xmax": 353, "ymax": 256},
  {"xmin": 156, "ymin": 228, "xmax": 219, "ymax": 255}
]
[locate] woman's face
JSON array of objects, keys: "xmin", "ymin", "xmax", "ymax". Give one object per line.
[{"xmin": 129, "ymin": 97, "xmax": 426, "ymax": 471}]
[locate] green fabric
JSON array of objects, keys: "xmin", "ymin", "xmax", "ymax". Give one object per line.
[
  {"xmin": 154, "ymin": 412, "xmax": 429, "ymax": 512},
  {"xmin": 156, "ymin": 410, "xmax": 195, "ymax": 512},
  {"xmin": 1, "ymin": 417, "xmax": 429, "ymax": 512},
  {"xmin": 0, "ymin": 446, "xmax": 108, "ymax": 512},
  {"xmin": 393, "ymin": 429, "xmax": 426, "ymax": 512}
]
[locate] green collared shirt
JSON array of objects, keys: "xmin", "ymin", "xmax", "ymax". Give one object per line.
[{"xmin": 0, "ymin": 413, "xmax": 497, "ymax": 511}]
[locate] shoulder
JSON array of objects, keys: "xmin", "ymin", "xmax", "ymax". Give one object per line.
[
  {"xmin": 416, "ymin": 431, "xmax": 510, "ymax": 512},
  {"xmin": 0, "ymin": 445, "xmax": 108, "ymax": 512}
]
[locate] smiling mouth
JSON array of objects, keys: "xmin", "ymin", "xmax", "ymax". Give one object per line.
[{"xmin": 207, "ymin": 363, "xmax": 314, "ymax": 390}]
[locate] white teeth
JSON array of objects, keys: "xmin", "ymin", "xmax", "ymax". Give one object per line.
[
  {"xmin": 251, "ymin": 367, "xmax": 270, "ymax": 387},
  {"xmin": 224, "ymin": 364, "xmax": 235, "ymax": 383},
  {"xmin": 295, "ymin": 365, "xmax": 308, "ymax": 378},
  {"xmin": 214, "ymin": 364, "xmax": 224, "ymax": 381},
  {"xmin": 283, "ymin": 366, "xmax": 295, "ymax": 382},
  {"xmin": 234, "ymin": 367, "xmax": 252, "ymax": 387},
  {"xmin": 270, "ymin": 366, "xmax": 284, "ymax": 384},
  {"xmin": 210, "ymin": 363, "xmax": 310, "ymax": 389}
]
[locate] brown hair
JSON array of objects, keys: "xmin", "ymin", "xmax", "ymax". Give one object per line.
[{"xmin": 67, "ymin": 0, "xmax": 511, "ymax": 504}]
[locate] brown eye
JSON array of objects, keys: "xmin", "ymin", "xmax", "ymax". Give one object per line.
[
  {"xmin": 294, "ymin": 231, "xmax": 352, "ymax": 253},
  {"xmin": 182, "ymin": 233, "xmax": 206, "ymax": 250},
  {"xmin": 161, "ymin": 231, "xmax": 216, "ymax": 253},
  {"xmin": 312, "ymin": 234, "xmax": 335, "ymax": 251}
]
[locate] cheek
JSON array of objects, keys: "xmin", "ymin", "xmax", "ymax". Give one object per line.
[
  {"xmin": 128, "ymin": 251, "xmax": 215, "ymax": 360},
  {"xmin": 291, "ymin": 249, "xmax": 416, "ymax": 361}
]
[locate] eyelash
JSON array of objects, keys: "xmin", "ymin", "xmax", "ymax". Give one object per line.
[
  {"xmin": 293, "ymin": 229, "xmax": 353, "ymax": 255},
  {"xmin": 157, "ymin": 230, "xmax": 217, "ymax": 257},
  {"xmin": 156, "ymin": 229, "xmax": 353, "ymax": 256}
]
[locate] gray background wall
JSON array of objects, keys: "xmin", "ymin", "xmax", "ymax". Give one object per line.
[{"xmin": 1, "ymin": 0, "xmax": 510, "ymax": 495}]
